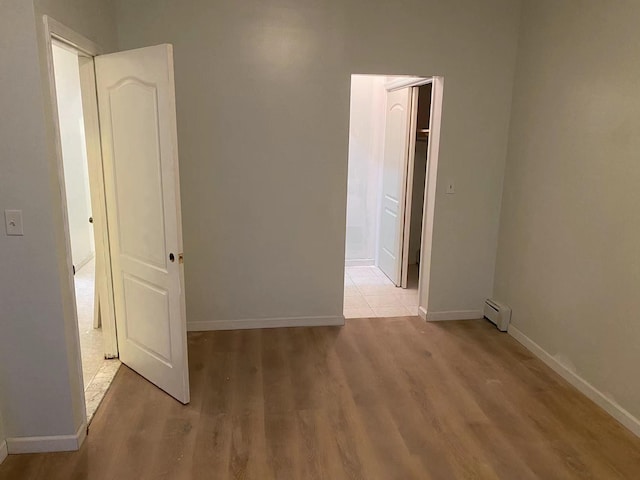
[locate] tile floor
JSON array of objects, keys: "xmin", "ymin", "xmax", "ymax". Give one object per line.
[
  {"xmin": 344, "ymin": 265, "xmax": 420, "ymax": 318},
  {"xmin": 75, "ymin": 258, "xmax": 103, "ymax": 387},
  {"xmin": 84, "ymin": 360, "xmax": 121, "ymax": 423},
  {"xmin": 74, "ymin": 258, "xmax": 120, "ymax": 422}
]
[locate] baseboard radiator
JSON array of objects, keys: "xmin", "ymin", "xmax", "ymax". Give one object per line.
[{"xmin": 483, "ymin": 299, "xmax": 511, "ymax": 332}]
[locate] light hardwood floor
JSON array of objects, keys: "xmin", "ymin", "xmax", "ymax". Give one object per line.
[{"xmin": 1, "ymin": 318, "xmax": 639, "ymax": 479}]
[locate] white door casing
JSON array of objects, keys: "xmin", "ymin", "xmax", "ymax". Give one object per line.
[
  {"xmin": 77, "ymin": 53, "xmax": 119, "ymax": 357},
  {"xmin": 400, "ymin": 87, "xmax": 420, "ymax": 288},
  {"xmin": 95, "ymin": 44, "xmax": 189, "ymax": 404},
  {"xmin": 377, "ymin": 87, "xmax": 413, "ymax": 286}
]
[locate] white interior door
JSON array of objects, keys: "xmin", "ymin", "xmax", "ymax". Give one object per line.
[
  {"xmin": 95, "ymin": 44, "xmax": 189, "ymax": 404},
  {"xmin": 377, "ymin": 88, "xmax": 412, "ymax": 285}
]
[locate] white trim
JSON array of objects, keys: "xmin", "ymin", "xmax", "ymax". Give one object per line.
[
  {"xmin": 418, "ymin": 306, "xmax": 428, "ymax": 320},
  {"xmin": 400, "ymin": 86, "xmax": 420, "ymax": 289},
  {"xmin": 345, "ymin": 259, "xmax": 375, "ymax": 267},
  {"xmin": 6, "ymin": 422, "xmax": 86, "ymax": 454},
  {"xmin": 187, "ymin": 315, "xmax": 345, "ymax": 332},
  {"xmin": 77, "ymin": 52, "xmax": 118, "ymax": 357},
  {"xmin": 74, "ymin": 252, "xmax": 95, "ymax": 272},
  {"xmin": 43, "ymin": 16, "xmax": 118, "ymax": 360},
  {"xmin": 42, "ymin": 15, "xmax": 92, "ymax": 445},
  {"xmin": 509, "ymin": 326, "xmax": 640, "ymax": 438},
  {"xmin": 417, "ymin": 76, "xmax": 444, "ymax": 317},
  {"xmin": 44, "ymin": 16, "xmax": 103, "ymax": 56},
  {"xmin": 425, "ymin": 310, "xmax": 483, "ymax": 321},
  {"xmin": 385, "ymin": 76, "xmax": 433, "ymax": 92},
  {"xmin": 0, "ymin": 440, "xmax": 7, "ymax": 464}
]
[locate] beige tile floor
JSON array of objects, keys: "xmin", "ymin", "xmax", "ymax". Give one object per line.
[
  {"xmin": 75, "ymin": 258, "xmax": 103, "ymax": 386},
  {"xmin": 74, "ymin": 258, "xmax": 120, "ymax": 422},
  {"xmin": 84, "ymin": 359, "xmax": 120, "ymax": 423},
  {"xmin": 343, "ymin": 264, "xmax": 420, "ymax": 318}
]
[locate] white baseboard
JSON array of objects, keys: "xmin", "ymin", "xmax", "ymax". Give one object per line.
[
  {"xmin": 509, "ymin": 325, "xmax": 640, "ymax": 438},
  {"xmin": 187, "ymin": 315, "xmax": 345, "ymax": 332},
  {"xmin": 75, "ymin": 252, "xmax": 95, "ymax": 272},
  {"xmin": 345, "ymin": 259, "xmax": 375, "ymax": 267},
  {"xmin": 418, "ymin": 306, "xmax": 427, "ymax": 320},
  {"xmin": 0, "ymin": 440, "xmax": 7, "ymax": 464},
  {"xmin": 425, "ymin": 309, "xmax": 484, "ymax": 321},
  {"xmin": 6, "ymin": 421, "xmax": 86, "ymax": 454}
]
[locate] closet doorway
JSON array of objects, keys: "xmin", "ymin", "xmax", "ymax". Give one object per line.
[{"xmin": 343, "ymin": 74, "xmax": 444, "ymax": 319}]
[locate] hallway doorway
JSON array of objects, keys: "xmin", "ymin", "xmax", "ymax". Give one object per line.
[{"xmin": 344, "ymin": 74, "xmax": 442, "ymax": 319}]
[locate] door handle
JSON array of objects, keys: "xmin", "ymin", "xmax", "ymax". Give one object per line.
[{"xmin": 169, "ymin": 253, "xmax": 184, "ymax": 264}]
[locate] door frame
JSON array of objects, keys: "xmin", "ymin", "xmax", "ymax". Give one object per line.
[
  {"xmin": 345, "ymin": 74, "xmax": 443, "ymax": 318},
  {"xmin": 385, "ymin": 76, "xmax": 433, "ymax": 92},
  {"xmin": 416, "ymin": 76, "xmax": 444, "ymax": 320},
  {"xmin": 390, "ymin": 76, "xmax": 445, "ymax": 319},
  {"xmin": 42, "ymin": 16, "xmax": 119, "ymax": 365},
  {"xmin": 400, "ymin": 86, "xmax": 420, "ymax": 288}
]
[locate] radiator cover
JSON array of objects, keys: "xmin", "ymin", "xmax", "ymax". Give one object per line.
[{"xmin": 483, "ymin": 299, "xmax": 511, "ymax": 332}]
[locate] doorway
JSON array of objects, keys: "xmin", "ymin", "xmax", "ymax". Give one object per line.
[
  {"xmin": 344, "ymin": 74, "xmax": 441, "ymax": 319},
  {"xmin": 45, "ymin": 16, "xmax": 191, "ymax": 431},
  {"xmin": 51, "ymin": 40, "xmax": 121, "ymax": 422}
]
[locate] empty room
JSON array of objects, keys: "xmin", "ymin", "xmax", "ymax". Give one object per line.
[{"xmin": 1, "ymin": 0, "xmax": 639, "ymax": 479}]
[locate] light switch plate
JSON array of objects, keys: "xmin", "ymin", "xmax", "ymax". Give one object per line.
[{"xmin": 5, "ymin": 210, "xmax": 24, "ymax": 236}]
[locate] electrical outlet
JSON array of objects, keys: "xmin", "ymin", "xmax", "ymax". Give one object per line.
[{"xmin": 5, "ymin": 209, "xmax": 24, "ymax": 236}]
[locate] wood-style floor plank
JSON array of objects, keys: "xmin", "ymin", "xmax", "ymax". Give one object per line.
[{"xmin": 1, "ymin": 318, "xmax": 640, "ymax": 479}]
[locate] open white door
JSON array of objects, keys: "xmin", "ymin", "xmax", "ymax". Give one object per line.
[
  {"xmin": 377, "ymin": 87, "xmax": 413, "ymax": 286},
  {"xmin": 95, "ymin": 45, "xmax": 189, "ymax": 404}
]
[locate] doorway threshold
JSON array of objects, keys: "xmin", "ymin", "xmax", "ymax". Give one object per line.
[{"xmin": 85, "ymin": 359, "xmax": 121, "ymax": 423}]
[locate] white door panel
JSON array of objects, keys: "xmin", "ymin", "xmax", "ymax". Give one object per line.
[
  {"xmin": 378, "ymin": 88, "xmax": 412, "ymax": 285},
  {"xmin": 95, "ymin": 44, "xmax": 189, "ymax": 404}
]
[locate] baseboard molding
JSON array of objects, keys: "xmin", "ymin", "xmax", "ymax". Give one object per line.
[
  {"xmin": 0, "ymin": 440, "xmax": 7, "ymax": 464},
  {"xmin": 425, "ymin": 310, "xmax": 484, "ymax": 321},
  {"xmin": 188, "ymin": 315, "xmax": 345, "ymax": 332},
  {"xmin": 6, "ymin": 421, "xmax": 86, "ymax": 454},
  {"xmin": 418, "ymin": 306, "xmax": 427, "ymax": 320},
  {"xmin": 345, "ymin": 259, "xmax": 375, "ymax": 267},
  {"xmin": 509, "ymin": 325, "xmax": 640, "ymax": 438},
  {"xmin": 75, "ymin": 252, "xmax": 95, "ymax": 272}
]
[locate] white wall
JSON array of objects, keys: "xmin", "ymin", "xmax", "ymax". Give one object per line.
[
  {"xmin": 114, "ymin": 0, "xmax": 522, "ymax": 325},
  {"xmin": 52, "ymin": 43, "xmax": 94, "ymax": 269},
  {"xmin": 495, "ymin": 0, "xmax": 640, "ymax": 424},
  {"xmin": 0, "ymin": 0, "xmax": 117, "ymax": 446},
  {"xmin": 345, "ymin": 75, "xmax": 386, "ymax": 265}
]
